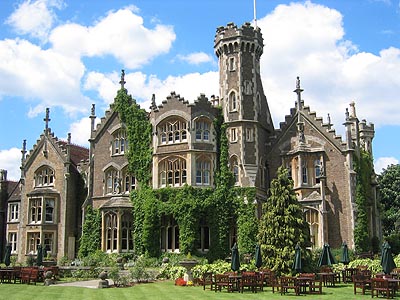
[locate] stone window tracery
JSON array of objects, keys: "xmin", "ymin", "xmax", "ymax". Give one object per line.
[
  {"xmin": 159, "ymin": 157, "xmax": 187, "ymax": 187},
  {"xmin": 158, "ymin": 119, "xmax": 187, "ymax": 145}
]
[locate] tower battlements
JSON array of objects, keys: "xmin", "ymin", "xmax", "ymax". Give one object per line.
[{"xmin": 214, "ymin": 22, "xmax": 263, "ymax": 58}]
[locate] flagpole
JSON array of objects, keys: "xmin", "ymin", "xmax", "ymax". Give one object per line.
[{"xmin": 253, "ymin": 0, "xmax": 257, "ymax": 28}]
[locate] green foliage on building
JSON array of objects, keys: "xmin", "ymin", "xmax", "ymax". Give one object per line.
[
  {"xmin": 78, "ymin": 206, "xmax": 101, "ymax": 257},
  {"xmin": 353, "ymin": 149, "xmax": 375, "ymax": 252}
]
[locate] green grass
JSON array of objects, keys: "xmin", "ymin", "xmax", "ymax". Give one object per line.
[{"xmin": 0, "ymin": 280, "xmax": 399, "ymax": 300}]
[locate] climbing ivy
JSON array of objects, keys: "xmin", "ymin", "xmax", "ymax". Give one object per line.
[
  {"xmin": 78, "ymin": 206, "xmax": 101, "ymax": 258},
  {"xmin": 113, "ymin": 87, "xmax": 152, "ymax": 186},
  {"xmin": 353, "ymin": 149, "xmax": 374, "ymax": 252},
  {"xmin": 114, "ymin": 92, "xmax": 258, "ymax": 261}
]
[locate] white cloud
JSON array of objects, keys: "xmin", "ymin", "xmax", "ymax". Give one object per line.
[
  {"xmin": 177, "ymin": 52, "xmax": 214, "ymax": 65},
  {"xmin": 49, "ymin": 7, "xmax": 176, "ymax": 69},
  {"xmin": 6, "ymin": 0, "xmax": 65, "ymax": 42},
  {"xmin": 0, "ymin": 38, "xmax": 88, "ymax": 116},
  {"xmin": 374, "ymin": 157, "xmax": 399, "ymax": 174},
  {"xmin": 0, "ymin": 148, "xmax": 21, "ymax": 181},
  {"xmin": 256, "ymin": 1, "xmax": 400, "ymax": 134},
  {"xmin": 66, "ymin": 117, "xmax": 100, "ymax": 147}
]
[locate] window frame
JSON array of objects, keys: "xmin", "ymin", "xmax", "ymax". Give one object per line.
[{"xmin": 8, "ymin": 202, "xmax": 19, "ymax": 222}]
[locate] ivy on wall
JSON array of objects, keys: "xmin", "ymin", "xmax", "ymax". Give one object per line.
[
  {"xmin": 114, "ymin": 91, "xmax": 258, "ymax": 261},
  {"xmin": 353, "ymin": 149, "xmax": 375, "ymax": 253},
  {"xmin": 78, "ymin": 206, "xmax": 101, "ymax": 257}
]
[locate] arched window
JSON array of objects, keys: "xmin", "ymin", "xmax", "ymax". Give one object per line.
[
  {"xmin": 105, "ymin": 168, "xmax": 118, "ymax": 194},
  {"xmin": 305, "ymin": 208, "xmax": 319, "ymax": 248},
  {"xmin": 196, "ymin": 158, "xmax": 211, "ymax": 185},
  {"xmin": 112, "ymin": 129, "xmax": 128, "ymax": 155},
  {"xmin": 158, "ymin": 118, "xmax": 187, "ymax": 145},
  {"xmin": 160, "ymin": 215, "xmax": 179, "ymax": 252},
  {"xmin": 229, "ymin": 91, "xmax": 237, "ymax": 111},
  {"xmin": 122, "ymin": 167, "xmax": 136, "ymax": 193},
  {"xmin": 34, "ymin": 166, "xmax": 55, "ymax": 187},
  {"xmin": 105, "ymin": 212, "xmax": 118, "ymax": 253},
  {"xmin": 195, "ymin": 119, "xmax": 211, "ymax": 142},
  {"xmin": 230, "ymin": 157, "xmax": 239, "ymax": 185},
  {"xmin": 159, "ymin": 157, "xmax": 187, "ymax": 187},
  {"xmin": 121, "ymin": 213, "xmax": 133, "ymax": 252}
]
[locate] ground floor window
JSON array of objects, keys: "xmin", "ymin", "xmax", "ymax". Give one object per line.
[
  {"xmin": 8, "ymin": 232, "xmax": 17, "ymax": 254},
  {"xmin": 160, "ymin": 215, "xmax": 179, "ymax": 252},
  {"xmin": 43, "ymin": 232, "xmax": 54, "ymax": 256},
  {"xmin": 103, "ymin": 210, "xmax": 134, "ymax": 253},
  {"xmin": 305, "ymin": 208, "xmax": 319, "ymax": 248},
  {"xmin": 196, "ymin": 218, "xmax": 210, "ymax": 252},
  {"xmin": 27, "ymin": 232, "xmax": 40, "ymax": 254}
]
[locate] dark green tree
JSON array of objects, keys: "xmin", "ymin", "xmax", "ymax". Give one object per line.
[
  {"xmin": 258, "ymin": 166, "xmax": 311, "ymax": 275},
  {"xmin": 78, "ymin": 206, "xmax": 101, "ymax": 257},
  {"xmin": 378, "ymin": 164, "xmax": 400, "ymax": 235},
  {"xmin": 353, "ymin": 149, "xmax": 374, "ymax": 252}
]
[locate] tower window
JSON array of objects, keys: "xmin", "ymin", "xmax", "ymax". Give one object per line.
[
  {"xmin": 228, "ymin": 57, "xmax": 235, "ymax": 71},
  {"xmin": 229, "ymin": 91, "xmax": 237, "ymax": 111}
]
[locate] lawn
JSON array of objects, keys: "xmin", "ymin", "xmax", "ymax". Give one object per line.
[{"xmin": 0, "ymin": 280, "xmax": 399, "ymax": 300}]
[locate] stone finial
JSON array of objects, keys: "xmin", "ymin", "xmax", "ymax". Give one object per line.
[
  {"xmin": 150, "ymin": 94, "xmax": 157, "ymax": 110},
  {"xmin": 44, "ymin": 108, "xmax": 51, "ymax": 132},
  {"xmin": 67, "ymin": 133, "xmax": 71, "ymax": 144},
  {"xmin": 91, "ymin": 104, "xmax": 95, "ymax": 116},
  {"xmin": 119, "ymin": 69, "xmax": 126, "ymax": 89},
  {"xmin": 349, "ymin": 101, "xmax": 356, "ymax": 118},
  {"xmin": 345, "ymin": 108, "xmax": 349, "ymax": 120},
  {"xmin": 296, "ymin": 76, "xmax": 301, "ymax": 89}
]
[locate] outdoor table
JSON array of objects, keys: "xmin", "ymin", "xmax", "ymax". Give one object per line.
[
  {"xmin": 296, "ymin": 277, "xmax": 314, "ymax": 294},
  {"xmin": 317, "ymin": 272, "xmax": 335, "ymax": 287},
  {"xmin": 385, "ymin": 278, "xmax": 400, "ymax": 295},
  {"xmin": 228, "ymin": 275, "xmax": 241, "ymax": 292}
]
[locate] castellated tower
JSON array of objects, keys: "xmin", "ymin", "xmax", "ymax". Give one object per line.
[{"xmin": 214, "ymin": 22, "xmax": 274, "ymax": 196}]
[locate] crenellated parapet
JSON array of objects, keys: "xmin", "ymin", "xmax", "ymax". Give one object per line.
[{"xmin": 214, "ymin": 22, "xmax": 263, "ymax": 59}]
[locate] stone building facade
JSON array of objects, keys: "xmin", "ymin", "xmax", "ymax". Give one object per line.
[
  {"xmin": 1, "ymin": 109, "xmax": 88, "ymax": 263},
  {"xmin": 1, "ymin": 21, "xmax": 380, "ymax": 262}
]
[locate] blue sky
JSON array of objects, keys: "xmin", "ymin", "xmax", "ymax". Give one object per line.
[{"xmin": 0, "ymin": 0, "xmax": 399, "ymax": 181}]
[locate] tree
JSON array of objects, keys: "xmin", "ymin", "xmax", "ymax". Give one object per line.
[
  {"xmin": 378, "ymin": 164, "xmax": 400, "ymax": 235},
  {"xmin": 258, "ymin": 166, "xmax": 311, "ymax": 275}
]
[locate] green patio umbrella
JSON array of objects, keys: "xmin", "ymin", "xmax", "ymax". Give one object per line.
[
  {"xmin": 4, "ymin": 244, "xmax": 11, "ymax": 267},
  {"xmin": 292, "ymin": 244, "xmax": 302, "ymax": 274},
  {"xmin": 340, "ymin": 241, "xmax": 350, "ymax": 265},
  {"xmin": 318, "ymin": 243, "xmax": 336, "ymax": 267},
  {"xmin": 231, "ymin": 242, "xmax": 240, "ymax": 272},
  {"xmin": 381, "ymin": 241, "xmax": 396, "ymax": 274},
  {"xmin": 255, "ymin": 244, "xmax": 262, "ymax": 269},
  {"xmin": 36, "ymin": 244, "xmax": 43, "ymax": 266}
]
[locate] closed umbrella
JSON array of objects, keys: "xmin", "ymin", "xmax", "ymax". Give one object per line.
[
  {"xmin": 255, "ymin": 244, "xmax": 262, "ymax": 269},
  {"xmin": 318, "ymin": 243, "xmax": 336, "ymax": 267},
  {"xmin": 340, "ymin": 241, "xmax": 350, "ymax": 265},
  {"xmin": 231, "ymin": 242, "xmax": 240, "ymax": 272},
  {"xmin": 4, "ymin": 244, "xmax": 11, "ymax": 267},
  {"xmin": 381, "ymin": 241, "xmax": 396, "ymax": 274},
  {"xmin": 292, "ymin": 244, "xmax": 302, "ymax": 274},
  {"xmin": 36, "ymin": 245, "xmax": 43, "ymax": 266}
]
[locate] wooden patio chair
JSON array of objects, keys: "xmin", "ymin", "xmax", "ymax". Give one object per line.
[
  {"xmin": 353, "ymin": 273, "xmax": 371, "ymax": 295},
  {"xmin": 214, "ymin": 274, "xmax": 234, "ymax": 292},
  {"xmin": 280, "ymin": 276, "xmax": 300, "ymax": 295},
  {"xmin": 240, "ymin": 273, "xmax": 258, "ymax": 293},
  {"xmin": 371, "ymin": 277, "xmax": 395, "ymax": 299},
  {"xmin": 201, "ymin": 272, "xmax": 214, "ymax": 290}
]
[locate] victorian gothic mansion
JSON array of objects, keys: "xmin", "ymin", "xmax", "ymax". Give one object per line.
[{"xmin": 0, "ymin": 22, "xmax": 380, "ymax": 263}]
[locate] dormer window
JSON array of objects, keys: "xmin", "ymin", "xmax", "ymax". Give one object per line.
[
  {"xmin": 112, "ymin": 129, "xmax": 128, "ymax": 155},
  {"xmin": 34, "ymin": 167, "xmax": 54, "ymax": 187}
]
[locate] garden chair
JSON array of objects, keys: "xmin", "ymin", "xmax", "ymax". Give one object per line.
[
  {"xmin": 240, "ymin": 272, "xmax": 258, "ymax": 293},
  {"xmin": 280, "ymin": 276, "xmax": 300, "ymax": 295},
  {"xmin": 353, "ymin": 273, "xmax": 371, "ymax": 295},
  {"xmin": 371, "ymin": 277, "xmax": 395, "ymax": 299},
  {"xmin": 201, "ymin": 272, "xmax": 214, "ymax": 291},
  {"xmin": 214, "ymin": 274, "xmax": 234, "ymax": 292}
]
